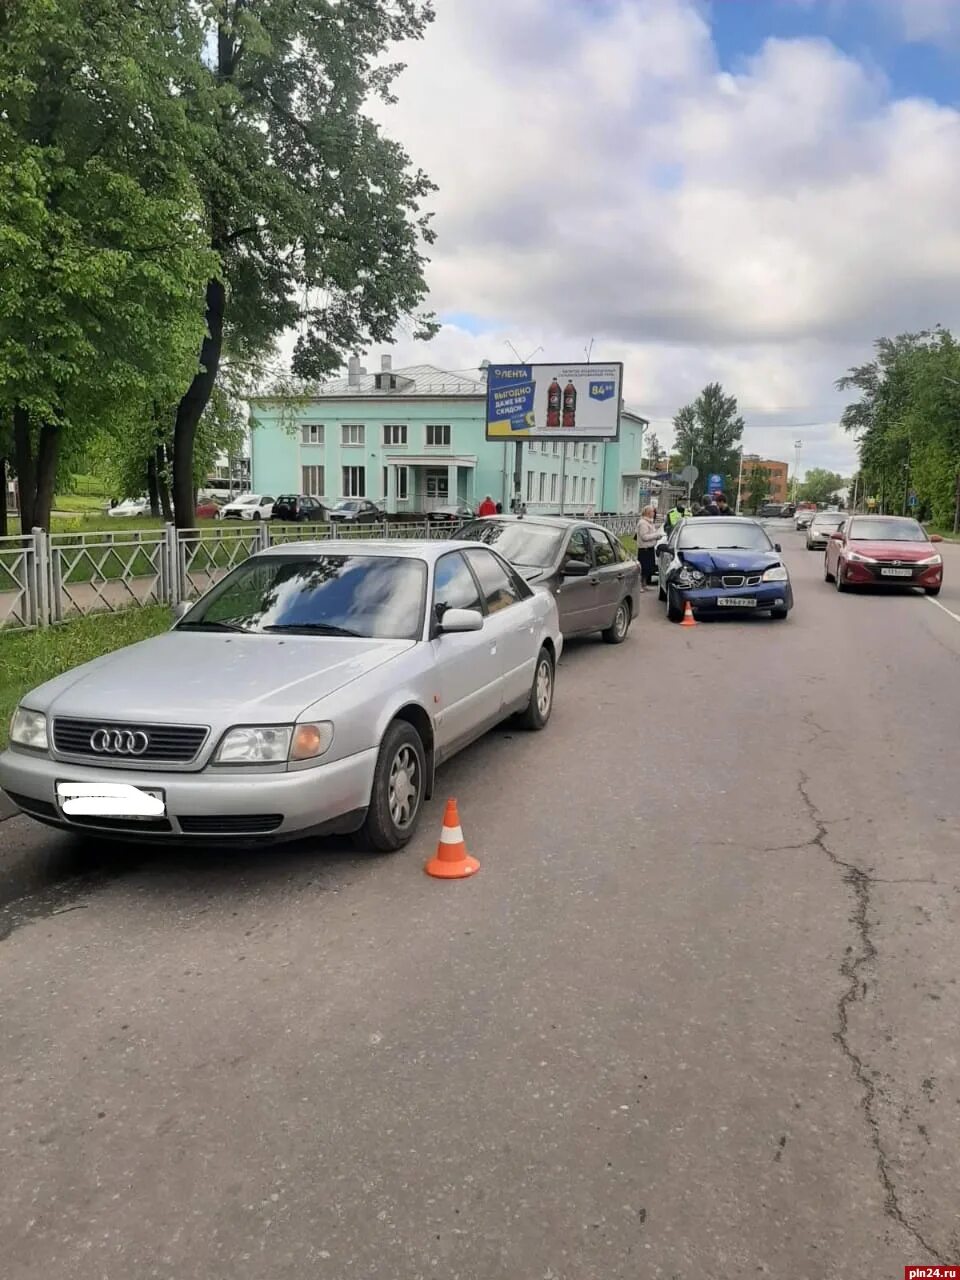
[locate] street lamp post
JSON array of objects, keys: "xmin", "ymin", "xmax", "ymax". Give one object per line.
[
  {"xmin": 942, "ymin": 376, "xmax": 960, "ymax": 534},
  {"xmin": 793, "ymin": 440, "xmax": 802, "ymax": 504}
]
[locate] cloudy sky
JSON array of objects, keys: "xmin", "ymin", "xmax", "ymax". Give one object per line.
[{"xmin": 359, "ymin": 0, "xmax": 960, "ymax": 477}]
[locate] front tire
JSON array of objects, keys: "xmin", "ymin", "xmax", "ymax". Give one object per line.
[
  {"xmin": 926, "ymin": 586, "xmax": 942, "ymax": 597},
  {"xmin": 770, "ymin": 607, "xmax": 789, "ymax": 620},
  {"xmin": 602, "ymin": 599, "xmax": 631, "ymax": 644},
  {"xmin": 824, "ymin": 558, "xmax": 834, "ymax": 583},
  {"xmin": 518, "ymin": 647, "xmax": 554, "ymax": 730},
  {"xmin": 835, "ymin": 562, "xmax": 848, "ymax": 592},
  {"xmin": 666, "ymin": 585, "xmax": 684, "ymax": 623},
  {"xmin": 355, "ymin": 721, "xmax": 426, "ymax": 852}
]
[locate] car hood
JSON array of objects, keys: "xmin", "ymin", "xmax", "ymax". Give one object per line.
[
  {"xmin": 25, "ymin": 632, "xmax": 415, "ymax": 723},
  {"xmin": 678, "ymin": 549, "xmax": 781, "ymax": 573},
  {"xmin": 846, "ymin": 541, "xmax": 938, "ymax": 561}
]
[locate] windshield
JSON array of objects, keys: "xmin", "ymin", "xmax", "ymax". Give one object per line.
[
  {"xmin": 235, "ymin": 495, "xmax": 259, "ymax": 505},
  {"xmin": 335, "ymin": 501, "xmax": 360, "ymax": 512},
  {"xmin": 812, "ymin": 515, "xmax": 845, "ymax": 530},
  {"xmin": 676, "ymin": 520, "xmax": 773, "ymax": 551},
  {"xmin": 180, "ymin": 554, "xmax": 427, "ymax": 639},
  {"xmin": 456, "ymin": 520, "xmax": 565, "ymax": 567},
  {"xmin": 849, "ymin": 518, "xmax": 927, "ymax": 542}
]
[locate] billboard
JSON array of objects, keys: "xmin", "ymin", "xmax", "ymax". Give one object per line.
[{"xmin": 485, "ymin": 362, "xmax": 623, "ymax": 441}]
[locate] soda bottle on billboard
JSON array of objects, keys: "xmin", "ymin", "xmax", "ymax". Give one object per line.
[
  {"xmin": 546, "ymin": 377, "xmax": 562, "ymax": 429},
  {"xmin": 562, "ymin": 381, "xmax": 577, "ymax": 429}
]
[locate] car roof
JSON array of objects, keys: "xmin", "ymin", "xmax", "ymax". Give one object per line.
[
  {"xmin": 259, "ymin": 539, "xmax": 486, "ymax": 562},
  {"xmin": 463, "ymin": 514, "xmax": 605, "ymax": 531},
  {"xmin": 850, "ymin": 514, "xmax": 916, "ymax": 523}
]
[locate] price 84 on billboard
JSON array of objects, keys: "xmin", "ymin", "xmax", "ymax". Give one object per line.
[{"xmin": 485, "ymin": 363, "xmax": 623, "ymax": 441}]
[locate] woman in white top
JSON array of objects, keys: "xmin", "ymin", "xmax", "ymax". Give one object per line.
[{"xmin": 635, "ymin": 506, "xmax": 660, "ymax": 591}]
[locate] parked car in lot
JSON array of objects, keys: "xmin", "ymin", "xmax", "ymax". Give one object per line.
[
  {"xmin": 795, "ymin": 507, "xmax": 815, "ymax": 530},
  {"xmin": 455, "ymin": 514, "xmax": 639, "ymax": 643},
  {"xmin": 272, "ymin": 494, "xmax": 326, "ymax": 523},
  {"xmin": 107, "ymin": 497, "xmax": 149, "ymax": 518},
  {"xmin": 656, "ymin": 517, "xmax": 793, "ymax": 621},
  {"xmin": 426, "ymin": 502, "xmax": 475, "ymax": 527},
  {"xmin": 758, "ymin": 502, "xmax": 785, "ymax": 518},
  {"xmin": 0, "ymin": 542, "xmax": 562, "ymax": 851},
  {"xmin": 805, "ymin": 511, "xmax": 845, "ymax": 550},
  {"xmin": 195, "ymin": 497, "xmax": 222, "ymax": 520},
  {"xmin": 328, "ymin": 499, "xmax": 384, "ymax": 524},
  {"xmin": 218, "ymin": 493, "xmax": 275, "ymax": 521},
  {"xmin": 824, "ymin": 516, "xmax": 943, "ymax": 595}
]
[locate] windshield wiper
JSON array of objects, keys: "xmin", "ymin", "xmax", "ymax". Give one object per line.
[
  {"xmin": 178, "ymin": 619, "xmax": 249, "ymax": 633},
  {"xmin": 262, "ymin": 622, "xmax": 363, "ymax": 637}
]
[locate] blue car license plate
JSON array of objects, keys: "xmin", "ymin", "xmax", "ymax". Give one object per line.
[{"xmin": 717, "ymin": 597, "xmax": 757, "ymax": 608}]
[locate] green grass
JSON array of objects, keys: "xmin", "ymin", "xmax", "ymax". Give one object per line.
[{"xmin": 0, "ymin": 605, "xmax": 172, "ymax": 748}]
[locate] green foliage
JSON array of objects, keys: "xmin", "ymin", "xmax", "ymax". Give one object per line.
[
  {"xmin": 0, "ymin": 604, "xmax": 172, "ymax": 746},
  {"xmin": 745, "ymin": 465, "xmax": 770, "ymax": 513},
  {"xmin": 672, "ymin": 384, "xmax": 744, "ymax": 493},
  {"xmin": 838, "ymin": 327, "xmax": 960, "ymax": 521},
  {"xmin": 799, "ymin": 468, "xmax": 846, "ymax": 505}
]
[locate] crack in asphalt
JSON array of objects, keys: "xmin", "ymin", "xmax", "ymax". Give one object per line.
[{"xmin": 796, "ymin": 772, "xmax": 946, "ymax": 1264}]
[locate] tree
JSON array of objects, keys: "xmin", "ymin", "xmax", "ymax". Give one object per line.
[
  {"xmin": 166, "ymin": 0, "xmax": 439, "ymax": 527},
  {"xmin": 799, "ymin": 468, "xmax": 845, "ymax": 505},
  {"xmin": 0, "ymin": 0, "xmax": 214, "ymax": 530},
  {"xmin": 643, "ymin": 432, "xmax": 664, "ymax": 471},
  {"xmin": 672, "ymin": 384, "xmax": 744, "ymax": 495},
  {"xmin": 745, "ymin": 465, "xmax": 770, "ymax": 514}
]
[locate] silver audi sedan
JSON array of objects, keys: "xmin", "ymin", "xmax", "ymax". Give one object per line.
[{"xmin": 1, "ymin": 542, "xmax": 562, "ymax": 851}]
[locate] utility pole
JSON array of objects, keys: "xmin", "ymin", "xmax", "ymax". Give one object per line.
[
  {"xmin": 793, "ymin": 439, "xmax": 802, "ymax": 503},
  {"xmin": 559, "ymin": 443, "xmax": 567, "ymax": 515},
  {"xmin": 735, "ymin": 446, "xmax": 744, "ymax": 514},
  {"xmin": 504, "ymin": 341, "xmax": 542, "ymax": 514}
]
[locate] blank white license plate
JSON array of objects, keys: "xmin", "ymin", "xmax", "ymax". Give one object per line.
[
  {"xmin": 717, "ymin": 597, "xmax": 757, "ymax": 608},
  {"xmin": 880, "ymin": 567, "xmax": 912, "ymax": 577},
  {"xmin": 56, "ymin": 782, "xmax": 166, "ymax": 819}
]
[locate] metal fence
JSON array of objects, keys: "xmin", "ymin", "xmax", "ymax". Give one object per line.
[{"xmin": 1, "ymin": 516, "xmax": 639, "ymax": 633}]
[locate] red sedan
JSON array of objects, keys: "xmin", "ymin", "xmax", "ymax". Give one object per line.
[
  {"xmin": 824, "ymin": 515, "xmax": 944, "ymax": 596},
  {"xmin": 195, "ymin": 498, "xmax": 221, "ymax": 520}
]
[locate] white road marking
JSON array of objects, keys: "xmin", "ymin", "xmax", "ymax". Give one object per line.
[{"xmin": 926, "ymin": 595, "xmax": 960, "ymax": 625}]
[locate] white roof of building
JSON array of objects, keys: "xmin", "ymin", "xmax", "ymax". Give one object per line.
[{"xmin": 302, "ymin": 364, "xmax": 487, "ymax": 399}]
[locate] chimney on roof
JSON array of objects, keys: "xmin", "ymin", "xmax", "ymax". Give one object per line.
[
  {"xmin": 381, "ymin": 354, "xmax": 392, "ymax": 373},
  {"xmin": 347, "ymin": 356, "xmax": 361, "ymax": 387}
]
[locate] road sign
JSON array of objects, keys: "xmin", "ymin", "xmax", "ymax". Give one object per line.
[
  {"xmin": 908, "ymin": 491, "xmax": 918, "ymax": 508},
  {"xmin": 680, "ymin": 465, "xmax": 699, "ymax": 485},
  {"xmin": 706, "ymin": 472, "xmax": 724, "ymax": 493}
]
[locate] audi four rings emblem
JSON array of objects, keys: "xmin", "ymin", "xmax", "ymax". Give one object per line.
[{"xmin": 89, "ymin": 728, "xmax": 150, "ymax": 755}]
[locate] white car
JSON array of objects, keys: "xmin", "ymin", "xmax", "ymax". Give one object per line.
[
  {"xmin": 1, "ymin": 541, "xmax": 562, "ymax": 851},
  {"xmin": 107, "ymin": 497, "xmax": 149, "ymax": 518},
  {"xmin": 218, "ymin": 493, "xmax": 275, "ymax": 521}
]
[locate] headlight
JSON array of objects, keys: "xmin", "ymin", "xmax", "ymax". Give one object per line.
[
  {"xmin": 846, "ymin": 550, "xmax": 876, "ymax": 563},
  {"xmin": 214, "ymin": 722, "xmax": 335, "ymax": 765},
  {"xmin": 676, "ymin": 566, "xmax": 706, "ymax": 587},
  {"xmin": 762, "ymin": 565, "xmax": 789, "ymax": 582},
  {"xmin": 10, "ymin": 706, "xmax": 48, "ymax": 751},
  {"xmin": 916, "ymin": 554, "xmax": 942, "ymax": 566},
  {"xmin": 216, "ymin": 725, "xmax": 292, "ymax": 764}
]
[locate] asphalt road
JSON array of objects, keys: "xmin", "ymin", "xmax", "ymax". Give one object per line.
[{"xmin": 2, "ymin": 525, "xmax": 959, "ymax": 1279}]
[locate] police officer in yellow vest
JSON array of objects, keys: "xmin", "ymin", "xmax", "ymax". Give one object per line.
[{"xmin": 665, "ymin": 501, "xmax": 687, "ymax": 531}]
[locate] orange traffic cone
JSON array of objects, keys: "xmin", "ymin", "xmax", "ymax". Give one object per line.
[
  {"xmin": 425, "ymin": 798, "xmax": 480, "ymax": 879},
  {"xmin": 680, "ymin": 600, "xmax": 697, "ymax": 627}
]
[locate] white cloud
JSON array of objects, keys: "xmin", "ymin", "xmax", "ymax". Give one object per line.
[{"xmin": 357, "ymin": 0, "xmax": 960, "ymax": 475}]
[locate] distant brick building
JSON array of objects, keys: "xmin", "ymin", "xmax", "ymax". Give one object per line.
[{"xmin": 739, "ymin": 455, "xmax": 789, "ymax": 505}]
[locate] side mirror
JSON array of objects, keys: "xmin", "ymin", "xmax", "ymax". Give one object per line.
[
  {"xmin": 830, "ymin": 531, "xmax": 844, "ymax": 541},
  {"xmin": 438, "ymin": 607, "xmax": 483, "ymax": 634},
  {"xmin": 562, "ymin": 558, "xmax": 591, "ymax": 578},
  {"xmin": 774, "ymin": 543, "xmax": 782, "ymax": 552},
  {"xmin": 171, "ymin": 600, "xmax": 193, "ymax": 626},
  {"xmin": 930, "ymin": 533, "xmax": 944, "ymax": 543}
]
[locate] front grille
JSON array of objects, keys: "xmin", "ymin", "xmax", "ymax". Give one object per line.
[
  {"xmin": 66, "ymin": 815, "xmax": 173, "ymax": 833},
  {"xmin": 179, "ymin": 814, "xmax": 283, "ymax": 835},
  {"xmin": 706, "ymin": 573, "xmax": 763, "ymax": 588},
  {"xmin": 53, "ymin": 718, "xmax": 208, "ymax": 764}
]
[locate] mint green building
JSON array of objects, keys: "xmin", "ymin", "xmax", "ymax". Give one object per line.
[{"xmin": 250, "ymin": 359, "xmax": 651, "ymax": 515}]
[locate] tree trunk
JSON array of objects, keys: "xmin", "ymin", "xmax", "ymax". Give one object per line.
[
  {"xmin": 0, "ymin": 457, "xmax": 7, "ymax": 537},
  {"xmin": 156, "ymin": 444, "xmax": 173, "ymax": 522},
  {"xmin": 146, "ymin": 452, "xmax": 161, "ymax": 517},
  {"xmin": 13, "ymin": 405, "xmax": 36, "ymax": 531},
  {"xmin": 173, "ymin": 276, "xmax": 225, "ymax": 530},
  {"xmin": 12, "ymin": 407, "xmax": 61, "ymax": 532}
]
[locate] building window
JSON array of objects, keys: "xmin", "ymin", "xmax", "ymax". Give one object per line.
[
  {"xmin": 382, "ymin": 465, "xmax": 408, "ymax": 500},
  {"xmin": 538, "ymin": 472, "xmax": 546, "ymax": 502},
  {"xmin": 300, "ymin": 424, "xmax": 324, "ymax": 445},
  {"xmin": 553, "ymin": 441, "xmax": 560, "ymax": 456},
  {"xmin": 572, "ymin": 443, "xmax": 579, "ymax": 460},
  {"xmin": 342, "ymin": 465, "xmax": 365, "ymax": 498},
  {"xmin": 426, "ymin": 424, "xmax": 451, "ymax": 447},
  {"xmin": 590, "ymin": 477, "xmax": 596, "ymax": 503},
  {"xmin": 341, "ymin": 424, "xmax": 364, "ymax": 447},
  {"xmin": 592, "ymin": 444, "xmax": 598, "ymax": 462},
  {"xmin": 581, "ymin": 476, "xmax": 587, "ymax": 502},
  {"xmin": 551, "ymin": 473, "xmax": 558, "ymax": 501},
  {"xmin": 526, "ymin": 471, "xmax": 534, "ymax": 501},
  {"xmin": 383, "ymin": 424, "xmax": 407, "ymax": 446},
  {"xmin": 302, "ymin": 465, "xmax": 324, "ymax": 496}
]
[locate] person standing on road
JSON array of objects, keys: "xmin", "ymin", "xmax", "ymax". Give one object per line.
[
  {"xmin": 715, "ymin": 494, "xmax": 733, "ymax": 515},
  {"xmin": 700, "ymin": 494, "xmax": 718, "ymax": 516},
  {"xmin": 635, "ymin": 506, "xmax": 659, "ymax": 591},
  {"xmin": 665, "ymin": 501, "xmax": 686, "ymax": 531},
  {"xmin": 478, "ymin": 495, "xmax": 496, "ymax": 517}
]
